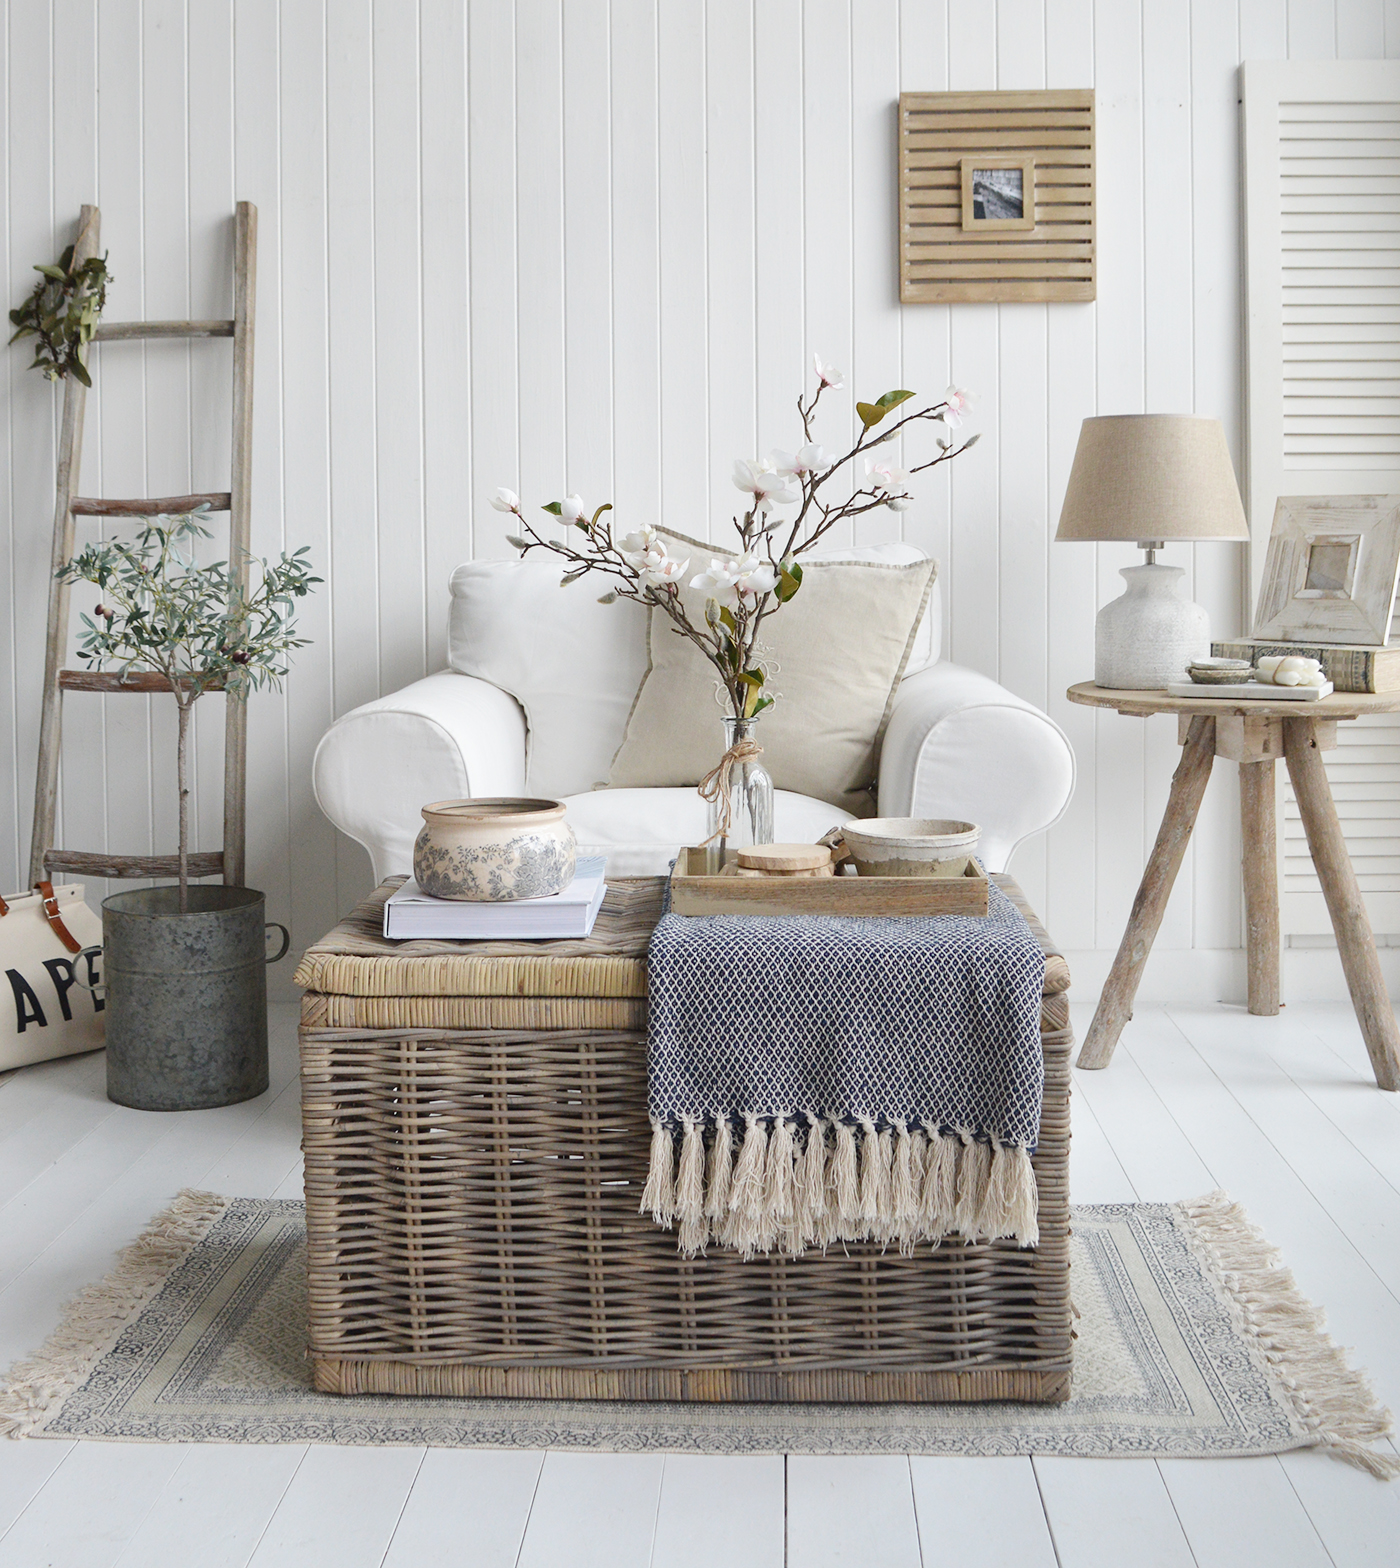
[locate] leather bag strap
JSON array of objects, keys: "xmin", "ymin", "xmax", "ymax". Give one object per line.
[{"xmin": 35, "ymin": 880, "xmax": 83, "ymax": 955}]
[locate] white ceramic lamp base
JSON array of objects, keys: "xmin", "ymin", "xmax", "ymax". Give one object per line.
[{"xmin": 1094, "ymin": 563, "xmax": 1210, "ymax": 690}]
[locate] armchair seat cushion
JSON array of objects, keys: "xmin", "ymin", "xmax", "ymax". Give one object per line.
[{"xmin": 562, "ymin": 788, "xmax": 849, "ymax": 877}]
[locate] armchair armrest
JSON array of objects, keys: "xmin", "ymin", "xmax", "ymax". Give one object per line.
[
  {"xmin": 313, "ymin": 670, "xmax": 527, "ymax": 883},
  {"xmin": 879, "ymin": 663, "xmax": 1075, "ymax": 873}
]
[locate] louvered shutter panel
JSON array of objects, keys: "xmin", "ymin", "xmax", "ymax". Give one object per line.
[{"xmin": 1242, "ymin": 61, "xmax": 1400, "ymax": 936}]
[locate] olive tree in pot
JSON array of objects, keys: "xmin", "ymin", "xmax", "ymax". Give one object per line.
[{"xmin": 59, "ymin": 513, "xmax": 318, "ymax": 1110}]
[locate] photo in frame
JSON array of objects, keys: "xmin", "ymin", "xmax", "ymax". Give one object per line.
[
  {"xmin": 960, "ymin": 156, "xmax": 1036, "ymax": 231},
  {"xmin": 1252, "ymin": 495, "xmax": 1400, "ymax": 646}
]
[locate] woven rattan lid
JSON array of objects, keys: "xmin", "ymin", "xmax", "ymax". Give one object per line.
[
  {"xmin": 294, "ymin": 873, "xmax": 1069, "ymax": 1001},
  {"xmin": 293, "ymin": 878, "xmax": 664, "ymax": 999}
]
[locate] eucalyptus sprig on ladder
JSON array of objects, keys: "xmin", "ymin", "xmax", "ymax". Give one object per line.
[{"xmin": 57, "ymin": 515, "xmax": 319, "ymax": 912}]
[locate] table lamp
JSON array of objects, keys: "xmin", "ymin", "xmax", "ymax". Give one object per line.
[{"xmin": 1055, "ymin": 414, "xmax": 1249, "ymax": 689}]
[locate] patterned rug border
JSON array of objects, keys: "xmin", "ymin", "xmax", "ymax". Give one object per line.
[{"xmin": 0, "ymin": 1187, "xmax": 1394, "ymax": 1476}]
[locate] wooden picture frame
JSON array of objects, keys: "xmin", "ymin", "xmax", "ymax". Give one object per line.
[
  {"xmin": 1252, "ymin": 495, "xmax": 1400, "ymax": 646},
  {"xmin": 899, "ymin": 89, "xmax": 1094, "ymax": 303},
  {"xmin": 960, "ymin": 156, "xmax": 1036, "ymax": 231}
]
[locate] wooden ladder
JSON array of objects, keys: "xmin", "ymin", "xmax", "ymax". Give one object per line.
[{"xmin": 28, "ymin": 201, "xmax": 257, "ymax": 890}]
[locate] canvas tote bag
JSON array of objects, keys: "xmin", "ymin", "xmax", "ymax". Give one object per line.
[{"xmin": 0, "ymin": 881, "xmax": 104, "ymax": 1071}]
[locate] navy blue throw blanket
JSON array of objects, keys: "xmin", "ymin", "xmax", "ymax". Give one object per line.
[{"xmin": 640, "ymin": 877, "xmax": 1046, "ymax": 1258}]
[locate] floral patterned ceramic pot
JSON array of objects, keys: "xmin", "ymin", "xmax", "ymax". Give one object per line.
[{"xmin": 413, "ymin": 798, "xmax": 577, "ymax": 902}]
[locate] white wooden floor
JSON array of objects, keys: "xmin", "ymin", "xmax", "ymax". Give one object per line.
[{"xmin": 3, "ymin": 1000, "xmax": 1400, "ymax": 1566}]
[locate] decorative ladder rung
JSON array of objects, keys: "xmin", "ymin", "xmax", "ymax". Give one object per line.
[
  {"xmin": 70, "ymin": 492, "xmax": 231, "ymax": 517},
  {"xmin": 58, "ymin": 670, "xmax": 228, "ymax": 694},
  {"xmin": 94, "ymin": 320, "xmax": 235, "ymax": 341},
  {"xmin": 45, "ymin": 850, "xmax": 226, "ymax": 880}
]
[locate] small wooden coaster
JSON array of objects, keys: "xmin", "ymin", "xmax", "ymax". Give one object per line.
[{"xmin": 736, "ymin": 843, "xmax": 833, "ymax": 872}]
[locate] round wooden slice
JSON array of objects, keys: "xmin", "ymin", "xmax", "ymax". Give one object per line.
[{"xmin": 736, "ymin": 843, "xmax": 833, "ymax": 872}]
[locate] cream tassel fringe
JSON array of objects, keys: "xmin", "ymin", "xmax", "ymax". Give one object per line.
[
  {"xmin": 642, "ymin": 1116, "xmax": 1041, "ymax": 1259},
  {"xmin": 1179, "ymin": 1190, "xmax": 1400, "ymax": 1478},
  {"xmin": 0, "ymin": 1188, "xmax": 228, "ymax": 1438},
  {"xmin": 675, "ymin": 1118, "xmax": 708, "ymax": 1256},
  {"xmin": 641, "ymin": 1122, "xmax": 675, "ymax": 1226}
]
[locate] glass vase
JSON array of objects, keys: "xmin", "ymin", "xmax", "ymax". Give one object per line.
[{"xmin": 703, "ymin": 715, "xmax": 774, "ymax": 872}]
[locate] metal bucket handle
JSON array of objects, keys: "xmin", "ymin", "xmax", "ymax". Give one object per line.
[
  {"xmin": 68, "ymin": 944, "xmax": 104, "ymax": 994},
  {"xmin": 266, "ymin": 923, "xmax": 291, "ymax": 964}
]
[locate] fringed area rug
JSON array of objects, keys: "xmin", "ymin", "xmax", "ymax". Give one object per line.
[{"xmin": 1, "ymin": 1190, "xmax": 1394, "ymax": 1475}]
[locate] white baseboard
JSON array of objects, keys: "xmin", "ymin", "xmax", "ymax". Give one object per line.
[{"xmin": 1063, "ymin": 946, "xmax": 1400, "ymax": 1004}]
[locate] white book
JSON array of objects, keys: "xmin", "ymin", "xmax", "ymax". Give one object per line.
[{"xmin": 383, "ymin": 858, "xmax": 608, "ymax": 940}]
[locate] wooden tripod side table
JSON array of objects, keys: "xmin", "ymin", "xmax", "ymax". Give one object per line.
[{"xmin": 1067, "ymin": 681, "xmax": 1400, "ymax": 1091}]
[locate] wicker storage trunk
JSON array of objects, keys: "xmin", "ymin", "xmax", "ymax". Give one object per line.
[{"xmin": 296, "ymin": 874, "xmax": 1073, "ymax": 1403}]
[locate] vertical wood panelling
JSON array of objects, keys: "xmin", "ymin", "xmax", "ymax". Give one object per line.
[
  {"xmin": 994, "ymin": 0, "xmax": 1050, "ymax": 919},
  {"xmin": 91, "ymin": 0, "xmax": 154, "ymax": 900},
  {"xmin": 1143, "ymin": 0, "xmax": 1197, "ymax": 954},
  {"xmin": 276, "ymin": 0, "xmax": 338, "ymax": 957},
  {"xmin": 51, "ymin": 0, "xmax": 106, "ymax": 903},
  {"xmin": 562, "ymin": 0, "xmax": 614, "ymax": 507},
  {"xmin": 802, "ymin": 0, "xmax": 854, "ymax": 538},
  {"xmin": 704, "ymin": 0, "xmax": 756, "ymax": 521},
  {"xmin": 1043, "ymin": 0, "xmax": 1098, "ymax": 952},
  {"xmin": 1192, "ymin": 0, "xmax": 1248, "ymax": 953},
  {"xmin": 897, "ymin": 0, "xmax": 951, "ymax": 616},
  {"xmin": 1093, "ymin": 0, "xmax": 1149, "ymax": 953},
  {"xmin": 514, "ymin": 0, "xmax": 565, "ymax": 511},
  {"xmin": 371, "ymin": 0, "xmax": 427, "ymax": 698},
  {"xmin": 0, "ymin": 0, "xmax": 1383, "ymax": 995},
  {"xmin": 657, "ymin": 2, "xmax": 708, "ymax": 537},
  {"xmin": 233, "ymin": 0, "xmax": 293, "ymax": 945},
  {"xmin": 946, "ymin": 11, "xmax": 998, "ymax": 677},
  {"xmin": 850, "ymin": 1, "xmax": 901, "ymax": 552},
  {"xmin": 420, "ymin": 0, "xmax": 471, "ymax": 671},
  {"xmin": 609, "ymin": 0, "xmax": 661, "ymax": 529}
]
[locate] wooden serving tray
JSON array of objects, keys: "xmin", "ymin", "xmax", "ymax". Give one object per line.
[{"xmin": 669, "ymin": 847, "xmax": 989, "ymax": 917}]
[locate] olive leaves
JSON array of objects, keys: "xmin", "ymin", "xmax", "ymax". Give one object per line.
[{"xmin": 8, "ymin": 245, "xmax": 111, "ymax": 386}]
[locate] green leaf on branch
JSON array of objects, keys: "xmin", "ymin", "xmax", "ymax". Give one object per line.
[
  {"xmin": 749, "ymin": 694, "xmax": 774, "ymax": 717},
  {"xmin": 590, "ymin": 503, "xmax": 613, "ymax": 528},
  {"xmin": 775, "ymin": 561, "xmax": 803, "ymax": 603},
  {"xmin": 856, "ymin": 389, "xmax": 916, "ymax": 428},
  {"xmin": 718, "ymin": 606, "xmax": 737, "ymax": 635},
  {"xmin": 542, "ymin": 501, "xmax": 563, "ymax": 515}
]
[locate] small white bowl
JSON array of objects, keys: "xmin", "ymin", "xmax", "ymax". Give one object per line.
[{"xmin": 840, "ymin": 818, "xmax": 981, "ymax": 878}]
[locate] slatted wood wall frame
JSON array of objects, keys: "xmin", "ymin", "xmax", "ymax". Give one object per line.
[{"xmin": 899, "ymin": 90, "xmax": 1096, "ymax": 304}]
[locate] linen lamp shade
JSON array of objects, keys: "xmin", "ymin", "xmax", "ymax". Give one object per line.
[
  {"xmin": 1055, "ymin": 415, "xmax": 1248, "ymax": 690},
  {"xmin": 1055, "ymin": 415, "xmax": 1248, "ymax": 544}
]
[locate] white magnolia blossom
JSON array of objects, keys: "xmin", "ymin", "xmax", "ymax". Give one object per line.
[
  {"xmin": 866, "ymin": 457, "xmax": 913, "ymax": 511},
  {"xmin": 559, "ymin": 493, "xmax": 588, "ymax": 525},
  {"xmin": 732, "ymin": 459, "xmax": 800, "ymax": 511},
  {"xmin": 939, "ymin": 385, "xmax": 978, "ymax": 430},
  {"xmin": 620, "ymin": 527, "xmax": 690, "ymax": 589},
  {"xmin": 772, "ymin": 442, "xmax": 830, "ymax": 479},
  {"xmin": 813, "ymin": 352, "xmax": 843, "ymax": 389},
  {"xmin": 490, "ymin": 487, "xmax": 521, "ymax": 512},
  {"xmin": 691, "ymin": 552, "xmax": 778, "ymax": 608}
]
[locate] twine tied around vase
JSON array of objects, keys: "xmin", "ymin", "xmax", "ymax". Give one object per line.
[{"xmin": 698, "ymin": 737, "xmax": 764, "ymax": 845}]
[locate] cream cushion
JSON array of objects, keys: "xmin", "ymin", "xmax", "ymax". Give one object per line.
[
  {"xmin": 448, "ymin": 556, "xmax": 649, "ymax": 800},
  {"xmin": 448, "ymin": 543, "xmax": 940, "ymax": 801},
  {"xmin": 607, "ymin": 535, "xmax": 936, "ymax": 813}
]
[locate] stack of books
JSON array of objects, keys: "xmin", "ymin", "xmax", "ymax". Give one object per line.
[
  {"xmin": 1212, "ymin": 639, "xmax": 1400, "ymax": 694},
  {"xmin": 383, "ymin": 857, "xmax": 608, "ymax": 940}
]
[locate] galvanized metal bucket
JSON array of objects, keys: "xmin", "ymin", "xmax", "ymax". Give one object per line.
[{"xmin": 102, "ymin": 885, "xmax": 290, "ymax": 1111}]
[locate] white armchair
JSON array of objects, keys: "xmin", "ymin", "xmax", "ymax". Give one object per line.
[{"xmin": 314, "ymin": 551, "xmax": 1075, "ymax": 883}]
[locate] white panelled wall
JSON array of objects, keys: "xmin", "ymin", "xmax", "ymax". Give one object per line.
[{"xmin": 3, "ymin": 0, "xmax": 1399, "ymax": 1001}]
